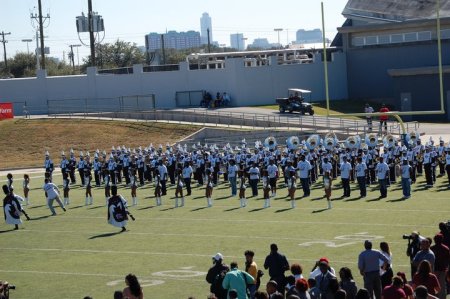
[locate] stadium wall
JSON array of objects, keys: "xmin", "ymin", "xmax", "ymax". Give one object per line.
[{"xmin": 0, "ymin": 52, "xmax": 348, "ymax": 115}]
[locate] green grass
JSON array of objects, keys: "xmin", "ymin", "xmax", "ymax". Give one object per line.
[
  {"xmin": 1, "ymin": 171, "xmax": 449, "ymax": 299},
  {"xmin": 257, "ymin": 99, "xmax": 385, "ymax": 119}
]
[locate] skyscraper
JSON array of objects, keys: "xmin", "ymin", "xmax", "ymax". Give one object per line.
[
  {"xmin": 230, "ymin": 33, "xmax": 245, "ymax": 51},
  {"xmin": 200, "ymin": 12, "xmax": 212, "ymax": 45}
]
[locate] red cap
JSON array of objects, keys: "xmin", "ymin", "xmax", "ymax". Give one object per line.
[{"xmin": 319, "ymin": 257, "xmax": 329, "ymax": 265}]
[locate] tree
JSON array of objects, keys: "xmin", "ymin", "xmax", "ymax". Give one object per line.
[
  {"xmin": 8, "ymin": 53, "xmax": 36, "ymax": 78},
  {"xmin": 83, "ymin": 39, "xmax": 146, "ymax": 69}
]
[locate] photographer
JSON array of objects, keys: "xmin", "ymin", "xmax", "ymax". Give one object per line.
[
  {"xmin": 405, "ymin": 232, "xmax": 424, "ymax": 278},
  {"xmin": 0, "ymin": 281, "xmax": 15, "ymax": 299}
]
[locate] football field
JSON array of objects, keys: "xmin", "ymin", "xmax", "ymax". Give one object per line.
[{"xmin": 1, "ymin": 170, "xmax": 449, "ymax": 299}]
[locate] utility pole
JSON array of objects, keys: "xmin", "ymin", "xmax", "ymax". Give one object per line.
[
  {"xmin": 207, "ymin": 28, "xmax": 211, "ymax": 53},
  {"xmin": 88, "ymin": 0, "xmax": 96, "ymax": 66},
  {"xmin": 161, "ymin": 34, "xmax": 166, "ymax": 65},
  {"xmin": 38, "ymin": 0, "xmax": 46, "ymax": 69},
  {"xmin": 0, "ymin": 31, "xmax": 11, "ymax": 68},
  {"xmin": 69, "ymin": 45, "xmax": 75, "ymax": 69},
  {"xmin": 22, "ymin": 39, "xmax": 33, "ymax": 55},
  {"xmin": 274, "ymin": 28, "xmax": 283, "ymax": 48}
]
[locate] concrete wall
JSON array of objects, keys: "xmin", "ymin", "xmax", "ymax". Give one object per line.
[{"xmin": 0, "ymin": 52, "xmax": 348, "ymax": 115}]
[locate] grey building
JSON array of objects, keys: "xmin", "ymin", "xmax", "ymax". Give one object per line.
[
  {"xmin": 333, "ymin": 0, "xmax": 450, "ymax": 121},
  {"xmin": 145, "ymin": 30, "xmax": 201, "ymax": 50},
  {"xmin": 230, "ymin": 33, "xmax": 245, "ymax": 50},
  {"xmin": 200, "ymin": 12, "xmax": 213, "ymax": 45},
  {"xmin": 296, "ymin": 29, "xmax": 323, "ymax": 44}
]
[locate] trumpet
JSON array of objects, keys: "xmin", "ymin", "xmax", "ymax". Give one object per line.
[
  {"xmin": 306, "ymin": 134, "xmax": 320, "ymax": 150},
  {"xmin": 286, "ymin": 136, "xmax": 300, "ymax": 150},
  {"xmin": 405, "ymin": 131, "xmax": 419, "ymax": 145},
  {"xmin": 264, "ymin": 136, "xmax": 278, "ymax": 150}
]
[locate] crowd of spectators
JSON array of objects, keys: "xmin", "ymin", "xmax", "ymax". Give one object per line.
[{"xmin": 200, "ymin": 91, "xmax": 231, "ymax": 108}]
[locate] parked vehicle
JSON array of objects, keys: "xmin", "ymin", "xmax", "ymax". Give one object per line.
[{"xmin": 276, "ymin": 88, "xmax": 314, "ymax": 115}]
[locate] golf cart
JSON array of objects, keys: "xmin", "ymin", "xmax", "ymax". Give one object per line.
[{"xmin": 276, "ymin": 88, "xmax": 314, "ymax": 115}]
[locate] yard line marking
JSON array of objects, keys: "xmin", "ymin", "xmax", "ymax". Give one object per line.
[
  {"xmin": 0, "ymin": 269, "xmax": 204, "ymax": 282},
  {"xmin": 6, "ymin": 228, "xmax": 405, "ymax": 244},
  {"xmin": 0, "ymin": 247, "xmax": 412, "ymax": 267}
]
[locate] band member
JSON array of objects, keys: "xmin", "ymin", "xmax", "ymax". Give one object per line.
[
  {"xmin": 400, "ymin": 160, "xmax": 412, "ymax": 199},
  {"xmin": 107, "ymin": 154, "xmax": 117, "ymax": 186},
  {"xmin": 3, "ymin": 185, "xmax": 24, "ymax": 230},
  {"xmin": 43, "ymin": 178, "xmax": 66, "ymax": 216},
  {"xmin": 174, "ymin": 169, "xmax": 184, "ymax": 208},
  {"xmin": 182, "ymin": 162, "xmax": 193, "ymax": 196},
  {"xmin": 78, "ymin": 152, "xmax": 86, "ymax": 186},
  {"xmin": 375, "ymin": 157, "xmax": 389, "ymax": 198},
  {"xmin": 84, "ymin": 166, "xmax": 93, "ymax": 205},
  {"xmin": 323, "ymin": 170, "xmax": 332, "ymax": 209},
  {"xmin": 103, "ymin": 168, "xmax": 111, "ymax": 204},
  {"xmin": 297, "ymin": 155, "xmax": 311, "ymax": 197},
  {"xmin": 44, "ymin": 151, "xmax": 54, "ymax": 181},
  {"xmin": 228, "ymin": 159, "xmax": 239, "ymax": 197},
  {"xmin": 423, "ymin": 146, "xmax": 434, "ymax": 187},
  {"xmin": 267, "ymin": 159, "xmax": 278, "ymax": 197},
  {"xmin": 60, "ymin": 152, "xmax": 69, "ymax": 177},
  {"xmin": 340, "ymin": 156, "xmax": 352, "ymax": 198},
  {"xmin": 122, "ymin": 152, "xmax": 131, "ymax": 185},
  {"xmin": 437, "ymin": 138, "xmax": 446, "ymax": 176},
  {"xmin": 205, "ymin": 169, "xmax": 213, "ymax": 207},
  {"xmin": 23, "ymin": 174, "xmax": 30, "ymax": 205},
  {"xmin": 158, "ymin": 160, "xmax": 168, "ymax": 196},
  {"xmin": 154, "ymin": 172, "xmax": 162, "ymax": 206},
  {"xmin": 445, "ymin": 146, "xmax": 450, "ymax": 187},
  {"xmin": 262, "ymin": 170, "xmax": 271, "ymax": 208},
  {"xmin": 288, "ymin": 169, "xmax": 297, "ymax": 208},
  {"xmin": 355, "ymin": 157, "xmax": 367, "ymax": 198},
  {"xmin": 68, "ymin": 149, "xmax": 77, "ymax": 184},
  {"xmin": 248, "ymin": 162, "xmax": 260, "ymax": 197},
  {"xmin": 130, "ymin": 168, "xmax": 138, "ymax": 206},
  {"xmin": 107, "ymin": 185, "xmax": 134, "ymax": 232},
  {"xmin": 238, "ymin": 169, "xmax": 247, "ymax": 208},
  {"xmin": 137, "ymin": 154, "xmax": 145, "ymax": 186},
  {"xmin": 93, "ymin": 155, "xmax": 102, "ymax": 187},
  {"xmin": 62, "ymin": 172, "xmax": 70, "ymax": 206}
]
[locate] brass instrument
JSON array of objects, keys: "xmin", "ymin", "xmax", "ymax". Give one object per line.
[
  {"xmin": 383, "ymin": 134, "xmax": 396, "ymax": 149},
  {"xmin": 306, "ymin": 134, "xmax": 320, "ymax": 150},
  {"xmin": 365, "ymin": 133, "xmax": 378, "ymax": 148},
  {"xmin": 405, "ymin": 131, "xmax": 419, "ymax": 145},
  {"xmin": 264, "ymin": 136, "xmax": 277, "ymax": 150},
  {"xmin": 286, "ymin": 136, "xmax": 300, "ymax": 150},
  {"xmin": 345, "ymin": 135, "xmax": 361, "ymax": 149},
  {"xmin": 324, "ymin": 132, "xmax": 337, "ymax": 151}
]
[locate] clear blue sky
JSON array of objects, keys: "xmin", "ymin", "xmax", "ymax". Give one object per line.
[{"xmin": 1, "ymin": 0, "xmax": 348, "ymax": 63}]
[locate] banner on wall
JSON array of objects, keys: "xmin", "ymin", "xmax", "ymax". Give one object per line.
[{"xmin": 0, "ymin": 102, "xmax": 14, "ymax": 119}]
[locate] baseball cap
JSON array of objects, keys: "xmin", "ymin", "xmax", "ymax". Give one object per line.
[{"xmin": 319, "ymin": 257, "xmax": 329, "ymax": 265}]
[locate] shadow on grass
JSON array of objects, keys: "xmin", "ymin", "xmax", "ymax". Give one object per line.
[
  {"xmin": 192, "ymin": 196, "xmax": 204, "ymax": 200},
  {"xmin": 191, "ymin": 206, "xmax": 209, "ymax": 212},
  {"xmin": 224, "ymin": 207, "xmax": 241, "ymax": 212},
  {"xmin": 138, "ymin": 206, "xmax": 156, "ymax": 210},
  {"xmin": 387, "ymin": 198, "xmax": 406, "ymax": 202},
  {"xmin": 275, "ymin": 208, "xmax": 293, "ymax": 213},
  {"xmin": 215, "ymin": 196, "xmax": 231, "ymax": 201},
  {"xmin": 69, "ymin": 205, "xmax": 84, "ymax": 209},
  {"xmin": 88, "ymin": 206, "xmax": 104, "ymax": 210},
  {"xmin": 0, "ymin": 228, "xmax": 17, "ymax": 234},
  {"xmin": 160, "ymin": 207, "xmax": 176, "ymax": 211},
  {"xmin": 366, "ymin": 197, "xmax": 382, "ymax": 202},
  {"xmin": 249, "ymin": 207, "xmax": 266, "ymax": 212},
  {"xmin": 312, "ymin": 208, "xmax": 329, "ymax": 213},
  {"xmin": 310, "ymin": 196, "xmax": 324, "ymax": 201},
  {"xmin": 29, "ymin": 205, "xmax": 46, "ymax": 209},
  {"xmin": 89, "ymin": 231, "xmax": 123, "ymax": 239},
  {"xmin": 30, "ymin": 215, "xmax": 51, "ymax": 221},
  {"xmin": 345, "ymin": 197, "xmax": 362, "ymax": 202}
]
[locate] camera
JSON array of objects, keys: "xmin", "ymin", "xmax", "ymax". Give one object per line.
[
  {"xmin": 402, "ymin": 234, "xmax": 413, "ymax": 240},
  {"xmin": 7, "ymin": 285, "xmax": 15, "ymax": 290}
]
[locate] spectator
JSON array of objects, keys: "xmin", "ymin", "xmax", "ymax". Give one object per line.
[
  {"xmin": 244, "ymin": 250, "xmax": 259, "ymax": 299},
  {"xmin": 356, "ymin": 289, "xmax": 371, "ymax": 299},
  {"xmin": 288, "ymin": 263, "xmax": 304, "ymax": 289},
  {"xmin": 266, "ymin": 280, "xmax": 282, "ymax": 298},
  {"xmin": 310, "ymin": 257, "xmax": 336, "ymax": 279},
  {"xmin": 430, "ymin": 234, "xmax": 450, "ymax": 299},
  {"xmin": 222, "ymin": 92, "xmax": 231, "ymax": 106},
  {"xmin": 215, "ymin": 92, "xmax": 222, "ymax": 108},
  {"xmin": 412, "ymin": 238, "xmax": 436, "ymax": 271},
  {"xmin": 286, "ymin": 275, "xmax": 300, "ymax": 298},
  {"xmin": 358, "ymin": 240, "xmax": 389, "ymax": 299},
  {"xmin": 437, "ymin": 222, "xmax": 450, "ymax": 247},
  {"xmin": 122, "ymin": 273, "xmax": 143, "ymax": 299},
  {"xmin": 412, "ymin": 260, "xmax": 441, "ymax": 297},
  {"xmin": 365, "ymin": 103, "xmax": 374, "ymax": 132},
  {"xmin": 413, "ymin": 285, "xmax": 439, "ymax": 299},
  {"xmin": 396, "ymin": 272, "xmax": 414, "ymax": 299},
  {"xmin": 114, "ymin": 290, "xmax": 124, "ymax": 299},
  {"xmin": 380, "ymin": 242, "xmax": 394, "ymax": 289},
  {"xmin": 315, "ymin": 258, "xmax": 336, "ymax": 299},
  {"xmin": 379, "ymin": 104, "xmax": 389, "ymax": 133},
  {"xmin": 339, "ymin": 267, "xmax": 358, "ymax": 299},
  {"xmin": 381, "ymin": 276, "xmax": 406, "ymax": 299},
  {"xmin": 206, "ymin": 253, "xmax": 230, "ymax": 299},
  {"xmin": 295, "ymin": 278, "xmax": 311, "ymax": 299},
  {"xmin": 254, "ymin": 290, "xmax": 269, "ymax": 299},
  {"xmin": 264, "ymin": 244, "xmax": 290, "ymax": 294},
  {"xmin": 308, "ymin": 278, "xmax": 320, "ymax": 299},
  {"xmin": 222, "ymin": 261, "xmax": 255, "ymax": 299}
]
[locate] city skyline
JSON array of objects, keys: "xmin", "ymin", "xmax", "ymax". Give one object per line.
[{"xmin": 0, "ymin": 0, "xmax": 348, "ymax": 63}]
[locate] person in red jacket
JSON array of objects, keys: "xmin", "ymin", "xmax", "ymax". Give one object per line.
[{"xmin": 379, "ymin": 104, "xmax": 390, "ymax": 133}]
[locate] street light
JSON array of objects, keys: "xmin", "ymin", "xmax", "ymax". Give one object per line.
[
  {"xmin": 274, "ymin": 28, "xmax": 283, "ymax": 48},
  {"xmin": 22, "ymin": 39, "xmax": 33, "ymax": 55}
]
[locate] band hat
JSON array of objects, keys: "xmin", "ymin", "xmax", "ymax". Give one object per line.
[{"xmin": 212, "ymin": 253, "xmax": 223, "ymax": 261}]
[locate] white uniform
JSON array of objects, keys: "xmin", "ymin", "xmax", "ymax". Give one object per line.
[
  {"xmin": 3, "ymin": 195, "xmax": 23, "ymax": 225},
  {"xmin": 107, "ymin": 195, "xmax": 128, "ymax": 228}
]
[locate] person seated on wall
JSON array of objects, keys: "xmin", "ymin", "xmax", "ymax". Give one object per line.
[
  {"xmin": 222, "ymin": 92, "xmax": 231, "ymax": 106},
  {"xmin": 214, "ymin": 92, "xmax": 223, "ymax": 108},
  {"xmin": 201, "ymin": 92, "xmax": 213, "ymax": 108}
]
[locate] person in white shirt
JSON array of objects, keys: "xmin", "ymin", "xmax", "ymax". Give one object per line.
[
  {"xmin": 158, "ymin": 161, "xmax": 168, "ymax": 195},
  {"xmin": 288, "ymin": 169, "xmax": 297, "ymax": 208},
  {"xmin": 375, "ymin": 157, "xmax": 389, "ymax": 198},
  {"xmin": 365, "ymin": 103, "xmax": 374, "ymax": 132},
  {"xmin": 297, "ymin": 155, "xmax": 312, "ymax": 197},
  {"xmin": 355, "ymin": 157, "xmax": 368, "ymax": 198},
  {"xmin": 400, "ymin": 160, "xmax": 412, "ymax": 199},
  {"xmin": 248, "ymin": 162, "xmax": 260, "ymax": 197},
  {"xmin": 445, "ymin": 147, "xmax": 450, "ymax": 187},
  {"xmin": 340, "ymin": 156, "xmax": 352, "ymax": 197},
  {"xmin": 43, "ymin": 178, "xmax": 66, "ymax": 216},
  {"xmin": 228, "ymin": 159, "xmax": 239, "ymax": 197},
  {"xmin": 182, "ymin": 162, "xmax": 193, "ymax": 196},
  {"xmin": 267, "ymin": 159, "xmax": 278, "ymax": 197}
]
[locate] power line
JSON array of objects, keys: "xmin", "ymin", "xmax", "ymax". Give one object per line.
[{"xmin": 1, "ymin": 31, "xmax": 11, "ymax": 68}]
